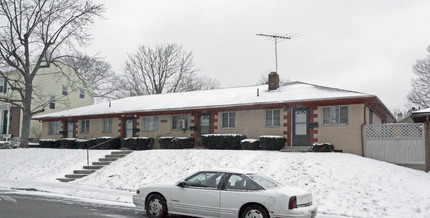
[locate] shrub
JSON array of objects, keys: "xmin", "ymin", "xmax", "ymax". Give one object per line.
[
  {"xmin": 159, "ymin": 137, "xmax": 194, "ymax": 149},
  {"xmin": 76, "ymin": 139, "xmax": 89, "ymax": 149},
  {"xmin": 122, "ymin": 137, "xmax": 154, "ymax": 150},
  {"xmin": 60, "ymin": 138, "xmax": 77, "ymax": 149},
  {"xmin": 259, "ymin": 136, "xmax": 286, "ymax": 150},
  {"xmin": 95, "ymin": 137, "xmax": 121, "ymax": 149},
  {"xmin": 312, "ymin": 143, "xmax": 334, "ymax": 152},
  {"xmin": 240, "ymin": 139, "xmax": 260, "ymax": 150},
  {"xmin": 39, "ymin": 139, "xmax": 61, "ymax": 148},
  {"xmin": 202, "ymin": 134, "xmax": 246, "ymax": 149}
]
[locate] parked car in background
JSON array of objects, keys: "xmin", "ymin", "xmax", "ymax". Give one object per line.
[{"xmin": 133, "ymin": 170, "xmax": 317, "ymax": 218}]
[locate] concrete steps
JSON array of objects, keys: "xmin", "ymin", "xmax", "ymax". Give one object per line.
[{"xmin": 56, "ymin": 150, "xmax": 133, "ymax": 182}]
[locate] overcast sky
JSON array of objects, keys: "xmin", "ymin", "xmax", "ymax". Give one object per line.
[{"xmin": 85, "ymin": 0, "xmax": 430, "ymax": 112}]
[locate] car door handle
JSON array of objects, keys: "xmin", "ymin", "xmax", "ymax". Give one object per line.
[{"xmin": 172, "ymin": 199, "xmax": 180, "ymax": 202}]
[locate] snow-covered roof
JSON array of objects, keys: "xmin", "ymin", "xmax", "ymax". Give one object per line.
[
  {"xmin": 412, "ymin": 108, "xmax": 430, "ymax": 115},
  {"xmin": 34, "ymin": 81, "xmax": 374, "ymax": 119}
]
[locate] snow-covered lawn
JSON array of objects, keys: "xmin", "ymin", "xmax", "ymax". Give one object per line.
[{"xmin": 1, "ymin": 148, "xmax": 430, "ymax": 218}]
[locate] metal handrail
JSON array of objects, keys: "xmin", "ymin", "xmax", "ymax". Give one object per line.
[{"xmin": 86, "ymin": 137, "xmax": 121, "ymax": 166}]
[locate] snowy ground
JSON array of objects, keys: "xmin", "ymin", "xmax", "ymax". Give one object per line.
[{"xmin": 1, "ymin": 148, "xmax": 429, "ymax": 218}]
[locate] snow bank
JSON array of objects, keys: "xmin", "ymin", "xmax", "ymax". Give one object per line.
[{"xmin": 1, "ymin": 149, "xmax": 430, "ymax": 218}]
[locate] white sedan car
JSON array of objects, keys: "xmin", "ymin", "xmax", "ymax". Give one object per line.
[{"xmin": 133, "ymin": 170, "xmax": 317, "ymax": 218}]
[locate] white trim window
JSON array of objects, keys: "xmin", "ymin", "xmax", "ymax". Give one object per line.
[
  {"xmin": 172, "ymin": 114, "xmax": 188, "ymax": 130},
  {"xmin": 0, "ymin": 78, "xmax": 5, "ymax": 93},
  {"xmin": 323, "ymin": 106, "xmax": 348, "ymax": 125},
  {"xmin": 102, "ymin": 118, "xmax": 112, "ymax": 133},
  {"xmin": 48, "ymin": 121, "xmax": 60, "ymax": 135},
  {"xmin": 266, "ymin": 109, "xmax": 280, "ymax": 127},
  {"xmin": 62, "ymin": 85, "xmax": 68, "ymax": 96},
  {"xmin": 79, "ymin": 88, "xmax": 85, "ymax": 99},
  {"xmin": 81, "ymin": 120, "xmax": 90, "ymax": 134},
  {"xmin": 222, "ymin": 111, "xmax": 235, "ymax": 128},
  {"xmin": 49, "ymin": 95, "xmax": 56, "ymax": 110},
  {"xmin": 143, "ymin": 116, "xmax": 158, "ymax": 131}
]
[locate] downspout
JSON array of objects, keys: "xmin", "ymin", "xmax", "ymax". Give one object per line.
[
  {"xmin": 361, "ymin": 105, "xmax": 368, "ymax": 157},
  {"xmin": 6, "ymin": 106, "xmax": 10, "ymax": 135}
]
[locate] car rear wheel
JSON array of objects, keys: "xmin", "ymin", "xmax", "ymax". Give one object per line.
[
  {"xmin": 241, "ymin": 204, "xmax": 269, "ymax": 218},
  {"xmin": 145, "ymin": 194, "xmax": 167, "ymax": 218}
]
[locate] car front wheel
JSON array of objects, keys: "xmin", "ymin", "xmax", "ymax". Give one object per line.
[
  {"xmin": 145, "ymin": 194, "xmax": 167, "ymax": 218},
  {"xmin": 241, "ymin": 204, "xmax": 269, "ymax": 218}
]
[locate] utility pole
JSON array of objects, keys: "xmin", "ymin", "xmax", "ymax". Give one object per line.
[{"xmin": 256, "ymin": 33, "xmax": 301, "ymax": 73}]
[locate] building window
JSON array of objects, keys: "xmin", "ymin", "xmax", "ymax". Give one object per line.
[
  {"xmin": 172, "ymin": 114, "xmax": 188, "ymax": 130},
  {"xmin": 266, "ymin": 109, "xmax": 280, "ymax": 127},
  {"xmin": 80, "ymin": 88, "xmax": 85, "ymax": 99},
  {"xmin": 102, "ymin": 118, "xmax": 112, "ymax": 133},
  {"xmin": 49, "ymin": 95, "xmax": 56, "ymax": 110},
  {"xmin": 48, "ymin": 121, "xmax": 60, "ymax": 135},
  {"xmin": 369, "ymin": 110, "xmax": 373, "ymax": 124},
  {"xmin": 62, "ymin": 85, "xmax": 68, "ymax": 96},
  {"xmin": 0, "ymin": 78, "xmax": 5, "ymax": 93},
  {"xmin": 143, "ymin": 116, "xmax": 158, "ymax": 131},
  {"xmin": 322, "ymin": 106, "xmax": 348, "ymax": 125},
  {"xmin": 222, "ymin": 111, "xmax": 235, "ymax": 128},
  {"xmin": 81, "ymin": 120, "xmax": 89, "ymax": 134}
]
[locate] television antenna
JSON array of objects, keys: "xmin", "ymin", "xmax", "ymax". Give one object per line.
[{"xmin": 256, "ymin": 33, "xmax": 302, "ymax": 72}]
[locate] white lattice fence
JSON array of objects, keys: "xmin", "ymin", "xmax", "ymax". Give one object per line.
[{"xmin": 364, "ymin": 124, "xmax": 425, "ymax": 164}]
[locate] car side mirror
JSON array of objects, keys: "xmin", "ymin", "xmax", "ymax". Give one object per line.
[{"xmin": 177, "ymin": 181, "xmax": 186, "ymax": 188}]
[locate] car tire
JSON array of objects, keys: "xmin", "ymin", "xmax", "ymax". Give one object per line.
[
  {"xmin": 241, "ymin": 204, "xmax": 269, "ymax": 218},
  {"xmin": 145, "ymin": 194, "xmax": 167, "ymax": 218}
]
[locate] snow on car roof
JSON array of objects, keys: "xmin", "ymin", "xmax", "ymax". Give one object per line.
[{"xmin": 34, "ymin": 81, "xmax": 372, "ymax": 119}]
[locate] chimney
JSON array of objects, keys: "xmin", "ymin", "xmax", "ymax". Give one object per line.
[{"xmin": 268, "ymin": 72, "xmax": 279, "ymax": 90}]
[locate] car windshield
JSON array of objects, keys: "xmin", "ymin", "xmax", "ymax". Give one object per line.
[{"xmin": 246, "ymin": 174, "xmax": 281, "ymax": 189}]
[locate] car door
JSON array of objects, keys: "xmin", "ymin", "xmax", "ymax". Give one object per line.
[{"xmin": 170, "ymin": 172, "xmax": 224, "ymax": 217}]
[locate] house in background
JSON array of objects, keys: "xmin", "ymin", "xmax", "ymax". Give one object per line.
[
  {"xmin": 0, "ymin": 61, "xmax": 94, "ymax": 142},
  {"xmin": 33, "ymin": 72, "xmax": 395, "ymax": 155}
]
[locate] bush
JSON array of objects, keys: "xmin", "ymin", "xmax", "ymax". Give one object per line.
[
  {"xmin": 259, "ymin": 136, "xmax": 286, "ymax": 150},
  {"xmin": 122, "ymin": 137, "xmax": 154, "ymax": 150},
  {"xmin": 60, "ymin": 138, "xmax": 77, "ymax": 149},
  {"xmin": 202, "ymin": 134, "xmax": 246, "ymax": 149},
  {"xmin": 240, "ymin": 139, "xmax": 260, "ymax": 150},
  {"xmin": 39, "ymin": 139, "xmax": 61, "ymax": 148},
  {"xmin": 76, "ymin": 139, "xmax": 89, "ymax": 149},
  {"xmin": 95, "ymin": 137, "xmax": 121, "ymax": 149},
  {"xmin": 312, "ymin": 143, "xmax": 334, "ymax": 152},
  {"xmin": 159, "ymin": 137, "xmax": 194, "ymax": 149}
]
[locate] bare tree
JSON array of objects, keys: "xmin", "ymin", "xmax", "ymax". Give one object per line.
[
  {"xmin": 0, "ymin": 0, "xmax": 104, "ymax": 147},
  {"xmin": 408, "ymin": 46, "xmax": 430, "ymax": 109},
  {"xmin": 63, "ymin": 53, "xmax": 122, "ymax": 102},
  {"xmin": 120, "ymin": 44, "xmax": 220, "ymax": 97}
]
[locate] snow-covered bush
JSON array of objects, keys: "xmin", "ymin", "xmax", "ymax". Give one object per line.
[
  {"xmin": 159, "ymin": 137, "xmax": 194, "ymax": 149},
  {"xmin": 60, "ymin": 138, "xmax": 77, "ymax": 149},
  {"xmin": 259, "ymin": 135, "xmax": 286, "ymax": 150},
  {"xmin": 95, "ymin": 137, "xmax": 121, "ymax": 149},
  {"xmin": 202, "ymin": 134, "xmax": 246, "ymax": 149},
  {"xmin": 39, "ymin": 139, "xmax": 61, "ymax": 148},
  {"xmin": 75, "ymin": 139, "xmax": 89, "ymax": 149},
  {"xmin": 312, "ymin": 142, "xmax": 334, "ymax": 152},
  {"xmin": 240, "ymin": 139, "xmax": 260, "ymax": 150},
  {"xmin": 122, "ymin": 137, "xmax": 154, "ymax": 150}
]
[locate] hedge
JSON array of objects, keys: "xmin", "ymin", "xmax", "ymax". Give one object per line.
[
  {"xmin": 259, "ymin": 135, "xmax": 286, "ymax": 150},
  {"xmin": 240, "ymin": 139, "xmax": 260, "ymax": 150},
  {"xmin": 122, "ymin": 137, "xmax": 154, "ymax": 150},
  {"xmin": 95, "ymin": 137, "xmax": 121, "ymax": 149},
  {"xmin": 76, "ymin": 139, "xmax": 90, "ymax": 149},
  {"xmin": 159, "ymin": 137, "xmax": 194, "ymax": 149},
  {"xmin": 60, "ymin": 138, "xmax": 77, "ymax": 149},
  {"xmin": 39, "ymin": 139, "xmax": 61, "ymax": 148},
  {"xmin": 202, "ymin": 134, "xmax": 246, "ymax": 149},
  {"xmin": 312, "ymin": 143, "xmax": 334, "ymax": 152}
]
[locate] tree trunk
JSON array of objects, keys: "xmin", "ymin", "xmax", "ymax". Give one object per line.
[{"xmin": 20, "ymin": 86, "xmax": 32, "ymax": 148}]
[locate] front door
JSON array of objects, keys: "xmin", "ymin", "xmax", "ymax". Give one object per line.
[
  {"xmin": 124, "ymin": 118, "xmax": 134, "ymax": 138},
  {"xmin": 292, "ymin": 108, "xmax": 310, "ymax": 146},
  {"xmin": 66, "ymin": 121, "xmax": 74, "ymax": 138},
  {"xmin": 198, "ymin": 113, "xmax": 211, "ymax": 145}
]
